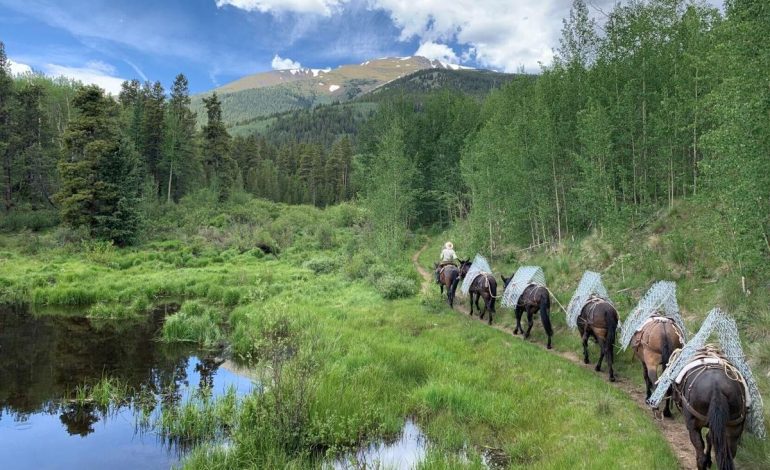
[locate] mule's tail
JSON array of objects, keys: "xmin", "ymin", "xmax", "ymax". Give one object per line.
[
  {"xmin": 540, "ymin": 290, "xmax": 553, "ymax": 336},
  {"xmin": 605, "ymin": 307, "xmax": 618, "ymax": 364},
  {"xmin": 449, "ymin": 271, "xmax": 461, "ymax": 299},
  {"xmin": 709, "ymin": 391, "xmax": 735, "ymax": 470}
]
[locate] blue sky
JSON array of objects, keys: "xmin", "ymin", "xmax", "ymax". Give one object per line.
[{"xmin": 1, "ymin": 0, "xmax": 723, "ymax": 95}]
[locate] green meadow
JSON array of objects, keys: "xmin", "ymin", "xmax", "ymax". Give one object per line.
[{"xmin": 0, "ymin": 197, "xmax": 680, "ymax": 468}]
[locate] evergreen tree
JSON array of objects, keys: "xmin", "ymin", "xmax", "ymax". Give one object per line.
[
  {"xmin": 202, "ymin": 92, "xmax": 235, "ymax": 201},
  {"xmin": 141, "ymin": 80, "xmax": 166, "ymax": 194},
  {"xmin": 56, "ymin": 85, "xmax": 142, "ymax": 243},
  {"xmin": 162, "ymin": 73, "xmax": 199, "ymax": 202},
  {"xmin": 0, "ymin": 42, "xmax": 14, "ymax": 211}
]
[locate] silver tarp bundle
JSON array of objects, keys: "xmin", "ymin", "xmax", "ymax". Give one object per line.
[
  {"xmin": 501, "ymin": 266, "xmax": 546, "ymax": 308},
  {"xmin": 648, "ymin": 308, "xmax": 765, "ymax": 438},
  {"xmin": 460, "ymin": 254, "xmax": 492, "ymax": 295},
  {"xmin": 566, "ymin": 271, "xmax": 611, "ymax": 329},
  {"xmin": 619, "ymin": 281, "xmax": 687, "ymax": 351}
]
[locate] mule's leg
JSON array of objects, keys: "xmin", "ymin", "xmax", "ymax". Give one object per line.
[
  {"xmin": 582, "ymin": 328, "xmax": 591, "ymax": 364},
  {"xmin": 440, "ymin": 283, "xmax": 444, "ymax": 295},
  {"xmin": 685, "ymin": 420, "xmax": 708, "ymax": 470},
  {"xmin": 704, "ymin": 429, "xmax": 713, "ymax": 469},
  {"xmin": 604, "ymin": 339, "xmax": 615, "ymax": 381},
  {"xmin": 524, "ymin": 307, "xmax": 535, "ymax": 339},
  {"xmin": 485, "ymin": 297, "xmax": 493, "ymax": 325},
  {"xmin": 469, "ymin": 292, "xmax": 475, "ymax": 316},
  {"xmin": 513, "ymin": 306, "xmax": 523, "ymax": 334},
  {"xmin": 595, "ymin": 339, "xmax": 605, "ymax": 372},
  {"xmin": 641, "ymin": 362, "xmax": 653, "ymax": 399}
]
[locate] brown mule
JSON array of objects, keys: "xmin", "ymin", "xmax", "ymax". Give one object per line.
[
  {"xmin": 459, "ymin": 261, "xmax": 497, "ymax": 324},
  {"xmin": 435, "ymin": 261, "xmax": 463, "ymax": 308},
  {"xmin": 672, "ymin": 350, "xmax": 747, "ymax": 470},
  {"xmin": 577, "ymin": 297, "xmax": 619, "ymax": 381},
  {"xmin": 501, "ymin": 275, "xmax": 554, "ymax": 349},
  {"xmin": 632, "ymin": 317, "xmax": 684, "ymax": 416}
]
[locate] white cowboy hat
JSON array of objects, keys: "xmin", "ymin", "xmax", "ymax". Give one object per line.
[{"xmin": 444, "ymin": 241, "xmax": 454, "ymax": 249}]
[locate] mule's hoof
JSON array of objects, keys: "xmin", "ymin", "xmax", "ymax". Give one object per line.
[
  {"xmin": 595, "ymin": 365, "xmax": 601, "ymax": 372},
  {"xmin": 546, "ymin": 344, "xmax": 552, "ymax": 350},
  {"xmin": 610, "ymin": 376, "xmax": 616, "ymax": 382},
  {"xmin": 524, "ymin": 333, "xmax": 530, "ymax": 339},
  {"xmin": 583, "ymin": 358, "xmax": 590, "ymax": 364},
  {"xmin": 663, "ymin": 409, "xmax": 672, "ymax": 418}
]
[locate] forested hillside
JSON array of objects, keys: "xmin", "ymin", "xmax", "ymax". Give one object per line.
[{"xmin": 2, "ymin": 0, "xmax": 770, "ymax": 467}]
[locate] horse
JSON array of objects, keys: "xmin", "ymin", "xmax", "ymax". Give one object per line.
[
  {"xmin": 501, "ymin": 275, "xmax": 553, "ymax": 349},
  {"xmin": 672, "ymin": 350, "xmax": 747, "ymax": 470},
  {"xmin": 459, "ymin": 260, "xmax": 498, "ymax": 324},
  {"xmin": 577, "ymin": 297, "xmax": 619, "ymax": 381},
  {"xmin": 631, "ymin": 316, "xmax": 684, "ymax": 416},
  {"xmin": 434, "ymin": 260, "xmax": 464, "ymax": 308}
]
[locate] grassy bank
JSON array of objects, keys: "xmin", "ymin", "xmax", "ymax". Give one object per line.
[
  {"xmin": 427, "ymin": 199, "xmax": 770, "ymax": 467},
  {"xmin": 0, "ymin": 197, "xmax": 681, "ymax": 468}
]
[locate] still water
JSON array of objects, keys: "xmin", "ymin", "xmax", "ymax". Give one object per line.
[{"xmin": 0, "ymin": 305, "xmax": 253, "ymax": 470}]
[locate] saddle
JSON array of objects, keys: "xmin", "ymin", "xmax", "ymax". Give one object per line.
[
  {"xmin": 581, "ymin": 295, "xmax": 609, "ymax": 326},
  {"xmin": 632, "ymin": 316, "xmax": 685, "ymax": 349},
  {"xmin": 673, "ymin": 346, "xmax": 750, "ymax": 424}
]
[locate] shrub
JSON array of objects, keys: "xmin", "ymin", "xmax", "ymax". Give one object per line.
[
  {"xmin": 303, "ymin": 256, "xmax": 340, "ymax": 274},
  {"xmin": 374, "ymin": 274, "xmax": 418, "ymax": 299},
  {"xmin": 0, "ymin": 210, "xmax": 59, "ymax": 232},
  {"xmin": 314, "ymin": 222, "xmax": 336, "ymax": 249}
]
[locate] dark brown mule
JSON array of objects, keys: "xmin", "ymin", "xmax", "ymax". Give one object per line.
[
  {"xmin": 632, "ymin": 317, "xmax": 684, "ymax": 416},
  {"xmin": 459, "ymin": 261, "xmax": 498, "ymax": 324},
  {"xmin": 672, "ymin": 352, "xmax": 747, "ymax": 470},
  {"xmin": 501, "ymin": 275, "xmax": 553, "ymax": 349},
  {"xmin": 434, "ymin": 260, "xmax": 464, "ymax": 308},
  {"xmin": 577, "ymin": 297, "xmax": 619, "ymax": 381}
]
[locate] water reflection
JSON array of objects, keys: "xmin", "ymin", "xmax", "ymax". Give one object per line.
[
  {"xmin": 0, "ymin": 305, "xmax": 252, "ymax": 470},
  {"xmin": 332, "ymin": 419, "xmax": 428, "ymax": 469}
]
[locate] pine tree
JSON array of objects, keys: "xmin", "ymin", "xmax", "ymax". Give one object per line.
[
  {"xmin": 162, "ymin": 73, "xmax": 199, "ymax": 202},
  {"xmin": 56, "ymin": 85, "xmax": 142, "ymax": 243},
  {"xmin": 201, "ymin": 92, "xmax": 234, "ymax": 201},
  {"xmin": 0, "ymin": 42, "xmax": 14, "ymax": 211},
  {"xmin": 141, "ymin": 80, "xmax": 166, "ymax": 194}
]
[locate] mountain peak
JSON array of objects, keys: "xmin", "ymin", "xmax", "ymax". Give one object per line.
[{"xmin": 217, "ymin": 55, "xmax": 477, "ymax": 94}]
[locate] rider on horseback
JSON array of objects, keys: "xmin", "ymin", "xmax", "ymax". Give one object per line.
[{"xmin": 435, "ymin": 241, "xmax": 458, "ymax": 283}]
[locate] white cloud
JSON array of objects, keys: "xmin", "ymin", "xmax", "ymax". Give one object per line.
[
  {"xmin": 44, "ymin": 62, "xmax": 126, "ymax": 95},
  {"xmin": 369, "ymin": 0, "xmax": 562, "ymax": 72},
  {"xmin": 216, "ymin": 0, "xmax": 344, "ymax": 16},
  {"xmin": 8, "ymin": 59, "xmax": 33, "ymax": 75},
  {"xmin": 271, "ymin": 54, "xmax": 303, "ymax": 70},
  {"xmin": 414, "ymin": 42, "xmax": 459, "ymax": 64}
]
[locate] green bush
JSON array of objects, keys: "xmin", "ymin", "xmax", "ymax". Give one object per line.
[
  {"xmin": 0, "ymin": 210, "xmax": 59, "ymax": 232},
  {"xmin": 374, "ymin": 274, "xmax": 418, "ymax": 299},
  {"xmin": 303, "ymin": 256, "xmax": 340, "ymax": 274}
]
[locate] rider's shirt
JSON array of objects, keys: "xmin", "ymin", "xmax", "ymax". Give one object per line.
[{"xmin": 440, "ymin": 248, "xmax": 458, "ymax": 264}]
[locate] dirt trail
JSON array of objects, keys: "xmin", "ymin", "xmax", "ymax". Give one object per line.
[{"xmin": 412, "ymin": 243, "xmax": 696, "ymax": 470}]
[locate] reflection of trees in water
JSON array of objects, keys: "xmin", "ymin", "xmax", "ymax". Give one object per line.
[
  {"xmin": 195, "ymin": 356, "xmax": 225, "ymax": 390},
  {"xmin": 0, "ymin": 304, "xmax": 204, "ymax": 419},
  {"xmin": 59, "ymin": 403, "xmax": 100, "ymax": 436}
]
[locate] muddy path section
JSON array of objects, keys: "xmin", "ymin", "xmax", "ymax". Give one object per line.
[{"xmin": 412, "ymin": 243, "xmax": 696, "ymax": 470}]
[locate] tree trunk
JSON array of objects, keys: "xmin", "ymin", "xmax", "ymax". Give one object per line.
[{"xmin": 167, "ymin": 162, "xmax": 173, "ymax": 204}]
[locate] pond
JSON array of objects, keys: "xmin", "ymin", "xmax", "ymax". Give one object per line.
[{"xmin": 0, "ymin": 304, "xmax": 253, "ymax": 470}]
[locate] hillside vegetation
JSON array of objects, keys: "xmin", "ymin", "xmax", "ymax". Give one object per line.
[
  {"xmin": 0, "ymin": 195, "xmax": 678, "ymax": 468},
  {"xmin": 1, "ymin": 0, "xmax": 769, "ymax": 468}
]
